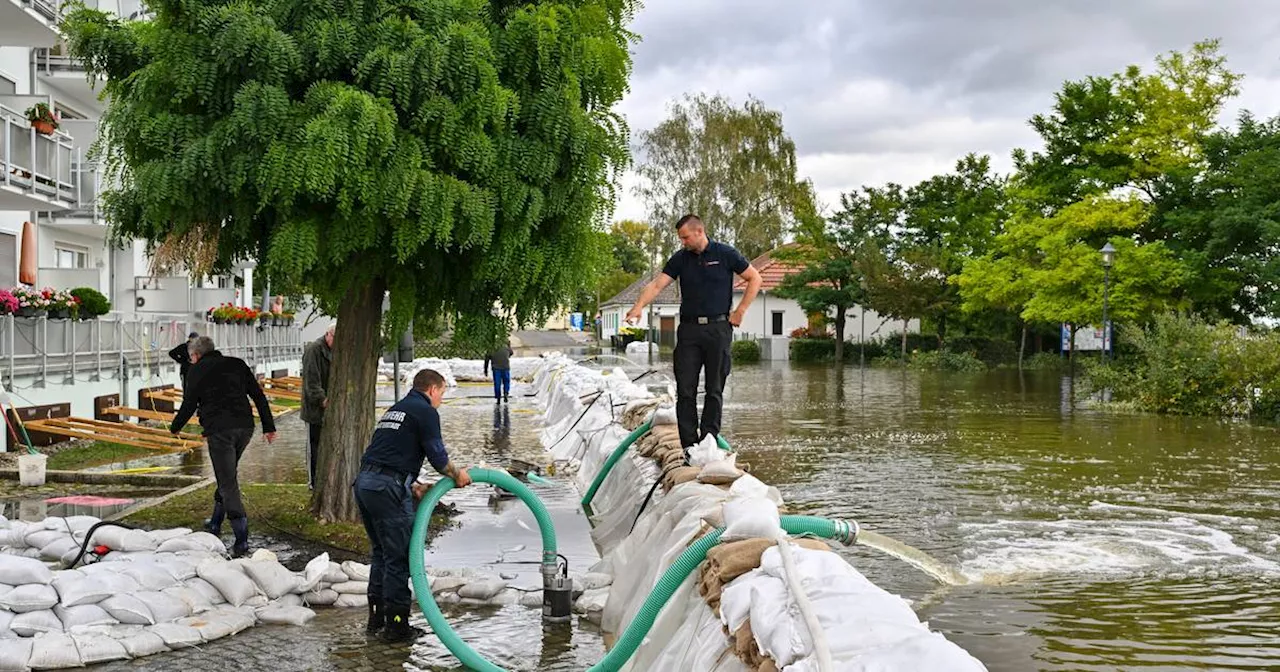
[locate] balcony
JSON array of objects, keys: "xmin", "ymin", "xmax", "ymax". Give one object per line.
[
  {"xmin": 0, "ymin": 99, "xmax": 78, "ymax": 211},
  {"xmin": 0, "ymin": 0, "xmax": 61, "ymax": 48}
]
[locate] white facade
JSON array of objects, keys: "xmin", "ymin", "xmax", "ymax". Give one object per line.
[
  {"xmin": 599, "ymin": 301, "xmax": 679, "ymax": 339},
  {"xmin": 738, "ymin": 290, "xmax": 919, "ymax": 342}
]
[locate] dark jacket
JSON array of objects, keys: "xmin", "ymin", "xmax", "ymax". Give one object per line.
[
  {"xmin": 361, "ymin": 388, "xmax": 450, "ymax": 478},
  {"xmin": 170, "ymin": 351, "xmax": 276, "ymax": 436},
  {"xmin": 301, "ymin": 337, "xmax": 332, "ymax": 425},
  {"xmin": 169, "ymin": 342, "xmax": 193, "ymax": 380},
  {"xmin": 483, "ymin": 345, "xmax": 514, "ymax": 376}
]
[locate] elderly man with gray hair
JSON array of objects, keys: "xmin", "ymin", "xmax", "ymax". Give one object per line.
[
  {"xmin": 301, "ymin": 323, "xmax": 335, "ymax": 489},
  {"xmin": 170, "ymin": 336, "xmax": 277, "ymax": 558}
]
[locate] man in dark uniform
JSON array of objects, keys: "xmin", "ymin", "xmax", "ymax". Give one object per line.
[
  {"xmin": 483, "ymin": 340, "xmax": 514, "ymax": 402},
  {"xmin": 169, "ymin": 336, "xmax": 276, "ymax": 558},
  {"xmin": 626, "ymin": 214, "xmax": 762, "ymax": 451},
  {"xmin": 355, "ymin": 368, "xmax": 472, "ymax": 643}
]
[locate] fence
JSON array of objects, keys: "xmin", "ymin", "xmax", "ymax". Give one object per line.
[{"xmin": 0, "ymin": 311, "xmax": 303, "ymax": 389}]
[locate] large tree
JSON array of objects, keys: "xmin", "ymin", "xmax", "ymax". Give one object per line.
[
  {"xmin": 634, "ymin": 93, "xmax": 815, "ymax": 259},
  {"xmin": 64, "ymin": 0, "xmax": 636, "ymax": 521}
]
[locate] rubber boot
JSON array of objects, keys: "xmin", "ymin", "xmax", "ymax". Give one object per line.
[
  {"xmin": 229, "ymin": 517, "xmax": 250, "ymax": 558},
  {"xmin": 204, "ymin": 501, "xmax": 225, "ymax": 537},
  {"xmin": 378, "ymin": 606, "xmax": 423, "ymax": 644},
  {"xmin": 365, "ymin": 598, "xmax": 384, "ymax": 635}
]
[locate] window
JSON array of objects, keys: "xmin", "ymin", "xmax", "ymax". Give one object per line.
[
  {"xmin": 55, "ymin": 245, "xmax": 88, "ymax": 269},
  {"xmin": 0, "ymin": 233, "xmax": 15, "ymax": 287},
  {"xmin": 771, "ymin": 311, "xmax": 784, "ymax": 336}
]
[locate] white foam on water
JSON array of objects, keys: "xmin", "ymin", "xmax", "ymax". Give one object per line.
[{"xmin": 957, "ymin": 509, "xmax": 1280, "ymax": 584}]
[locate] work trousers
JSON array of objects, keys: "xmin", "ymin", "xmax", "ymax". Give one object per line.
[
  {"xmin": 353, "ymin": 470, "xmax": 416, "ymax": 609},
  {"xmin": 207, "ymin": 428, "xmax": 253, "ymax": 520},
  {"xmin": 307, "ymin": 422, "xmax": 322, "ymax": 489},
  {"xmin": 673, "ymin": 320, "xmax": 733, "ymax": 448},
  {"xmin": 492, "ymin": 369, "xmax": 511, "ymax": 400}
]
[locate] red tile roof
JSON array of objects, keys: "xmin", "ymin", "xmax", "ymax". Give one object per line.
[{"xmin": 735, "ymin": 244, "xmax": 805, "ymax": 292}]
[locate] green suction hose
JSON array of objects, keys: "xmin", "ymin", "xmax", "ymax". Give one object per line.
[
  {"xmin": 581, "ymin": 420, "xmax": 734, "ymax": 508},
  {"xmin": 411, "ymin": 467, "xmax": 859, "ymax": 672}
]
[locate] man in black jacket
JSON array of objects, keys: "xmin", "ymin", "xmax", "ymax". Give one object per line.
[
  {"xmin": 168, "ymin": 331, "xmax": 198, "ymax": 389},
  {"xmin": 170, "ymin": 336, "xmax": 277, "ymax": 557}
]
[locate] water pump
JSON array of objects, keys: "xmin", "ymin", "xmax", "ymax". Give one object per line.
[{"xmin": 542, "ymin": 554, "xmax": 572, "ymax": 623}]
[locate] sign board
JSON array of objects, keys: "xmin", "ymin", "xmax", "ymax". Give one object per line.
[
  {"xmin": 569, "ymin": 312, "xmax": 584, "ymax": 331},
  {"xmin": 1061, "ymin": 323, "xmax": 1111, "ymax": 351}
]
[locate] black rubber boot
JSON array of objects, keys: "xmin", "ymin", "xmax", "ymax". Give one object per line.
[
  {"xmin": 365, "ymin": 598, "xmax": 384, "ymax": 635},
  {"xmin": 229, "ymin": 517, "xmax": 250, "ymax": 558},
  {"xmin": 204, "ymin": 501, "xmax": 225, "ymax": 536},
  {"xmin": 378, "ymin": 606, "xmax": 423, "ymax": 644}
]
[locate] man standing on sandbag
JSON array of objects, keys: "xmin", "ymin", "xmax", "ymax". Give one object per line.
[
  {"xmin": 355, "ymin": 368, "xmax": 473, "ymax": 643},
  {"xmin": 484, "ymin": 339, "xmax": 515, "ymax": 403},
  {"xmin": 626, "ymin": 214, "xmax": 761, "ymax": 455},
  {"xmin": 169, "ymin": 336, "xmax": 276, "ymax": 558},
  {"xmin": 301, "ymin": 324, "xmax": 334, "ymax": 490}
]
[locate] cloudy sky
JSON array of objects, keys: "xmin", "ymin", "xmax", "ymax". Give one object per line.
[{"xmin": 612, "ymin": 0, "xmax": 1280, "ymax": 221}]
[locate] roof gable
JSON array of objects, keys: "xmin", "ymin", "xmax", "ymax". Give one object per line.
[{"xmin": 601, "ymin": 271, "xmax": 681, "ymax": 307}]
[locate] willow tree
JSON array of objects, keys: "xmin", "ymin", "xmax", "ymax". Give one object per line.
[{"xmin": 63, "ymin": 0, "xmax": 635, "ymax": 521}]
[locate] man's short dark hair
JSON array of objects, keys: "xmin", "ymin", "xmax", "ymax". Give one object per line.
[
  {"xmin": 413, "ymin": 369, "xmax": 446, "ymax": 391},
  {"xmin": 189, "ymin": 336, "xmax": 215, "ymax": 358},
  {"xmin": 675, "ymin": 214, "xmax": 703, "ymax": 230}
]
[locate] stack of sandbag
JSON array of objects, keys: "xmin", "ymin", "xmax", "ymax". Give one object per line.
[
  {"xmin": 696, "ymin": 537, "xmax": 831, "ymax": 614},
  {"xmin": 619, "ymin": 398, "xmax": 661, "ymax": 430}
]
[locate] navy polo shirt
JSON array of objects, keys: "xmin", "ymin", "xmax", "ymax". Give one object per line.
[
  {"xmin": 361, "ymin": 388, "xmax": 450, "ymax": 479},
  {"xmin": 661, "ymin": 240, "xmax": 750, "ymax": 318}
]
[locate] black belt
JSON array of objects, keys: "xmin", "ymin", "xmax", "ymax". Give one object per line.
[
  {"xmin": 360, "ymin": 463, "xmax": 410, "ymax": 481},
  {"xmin": 681, "ymin": 314, "xmax": 728, "ymax": 324}
]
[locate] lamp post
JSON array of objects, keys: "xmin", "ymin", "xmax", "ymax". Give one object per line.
[{"xmin": 1100, "ymin": 242, "xmax": 1115, "ymax": 361}]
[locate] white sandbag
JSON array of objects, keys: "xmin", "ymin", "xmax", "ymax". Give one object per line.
[
  {"xmin": 37, "ymin": 538, "xmax": 79, "ymax": 564},
  {"xmin": 322, "ymin": 563, "xmax": 348, "ymax": 584},
  {"xmin": 574, "ymin": 587, "xmax": 609, "ymax": 614},
  {"xmin": 728, "ymin": 473, "xmax": 783, "ymax": 506},
  {"xmin": 69, "ymin": 633, "xmax": 129, "ymax": 665},
  {"xmin": 9, "ymin": 611, "xmax": 62, "ymax": 637},
  {"xmin": 148, "ymin": 528, "xmax": 192, "ymax": 543},
  {"xmin": 147, "ymin": 622, "xmax": 202, "ymax": 649},
  {"xmin": 0, "ymin": 585, "xmax": 58, "ymax": 613},
  {"xmin": 519, "ymin": 591, "xmax": 544, "ymax": 608},
  {"xmin": 685, "ymin": 433, "xmax": 724, "ymax": 467},
  {"xmin": 333, "ymin": 593, "xmax": 368, "ymax": 608},
  {"xmin": 84, "ymin": 572, "xmax": 141, "ymax": 596},
  {"xmin": 52, "ymin": 575, "xmax": 111, "ymax": 607},
  {"xmin": 183, "ymin": 578, "xmax": 226, "ymax": 605},
  {"xmin": 651, "ymin": 407, "xmax": 677, "ymax": 426},
  {"xmin": 174, "ymin": 532, "xmax": 225, "ymax": 555},
  {"xmin": 340, "ymin": 561, "xmax": 370, "ymax": 582},
  {"xmin": 154, "ymin": 557, "xmax": 197, "ymax": 582},
  {"xmin": 457, "ymin": 580, "xmax": 507, "ymax": 600},
  {"xmin": 16, "ymin": 549, "xmax": 41, "ymax": 561},
  {"xmin": 255, "ymin": 605, "xmax": 316, "ymax": 626},
  {"xmin": 119, "ymin": 563, "xmax": 180, "ymax": 591},
  {"xmin": 23, "ymin": 530, "xmax": 65, "ymax": 552},
  {"xmin": 0, "ymin": 586, "xmax": 12, "ymax": 600},
  {"xmin": 242, "ymin": 560, "xmax": 299, "ymax": 600},
  {"xmin": 274, "ymin": 594, "xmax": 304, "ymax": 607},
  {"xmin": 0, "ymin": 556, "xmax": 53, "ymax": 585},
  {"xmin": 162, "ymin": 586, "xmax": 214, "ymax": 615},
  {"xmin": 133, "ymin": 591, "xmax": 191, "ymax": 623},
  {"xmin": 196, "ymin": 562, "xmax": 258, "ymax": 607},
  {"xmin": 720, "ymin": 497, "xmax": 782, "ymax": 541},
  {"xmin": 28, "ymin": 632, "xmax": 82, "ymax": 670},
  {"xmin": 296, "ymin": 555, "xmax": 329, "ymax": 595},
  {"xmin": 430, "ymin": 577, "xmax": 466, "ymax": 595},
  {"xmin": 0, "ymin": 639, "xmax": 31, "ymax": 672},
  {"xmin": 88, "ymin": 527, "xmax": 157, "ymax": 553},
  {"xmin": 182, "ymin": 606, "xmax": 256, "ymax": 640},
  {"xmin": 53, "ymin": 604, "xmax": 116, "ymax": 629},
  {"xmin": 0, "ymin": 522, "xmax": 31, "ymax": 549},
  {"xmin": 116, "ymin": 628, "xmax": 168, "ymax": 658},
  {"xmin": 0, "ymin": 611, "xmax": 12, "ymax": 639},
  {"xmin": 156, "ymin": 537, "xmax": 215, "ymax": 554},
  {"xmin": 242, "ymin": 595, "xmax": 269, "ymax": 608},
  {"xmin": 302, "ymin": 589, "xmax": 338, "ymax": 606},
  {"xmin": 99, "ymin": 595, "xmax": 155, "ymax": 625},
  {"xmin": 580, "ymin": 572, "xmax": 613, "ymax": 590},
  {"xmin": 330, "ymin": 581, "xmax": 368, "ymax": 595}
]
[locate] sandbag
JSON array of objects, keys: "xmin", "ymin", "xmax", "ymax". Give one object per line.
[
  {"xmin": 69, "ymin": 633, "xmax": 129, "ymax": 665},
  {"xmin": 333, "ymin": 593, "xmax": 368, "ymax": 608},
  {"xmin": 149, "ymin": 528, "xmax": 193, "ymax": 543},
  {"xmin": 196, "ymin": 562, "xmax": 258, "ymax": 607},
  {"xmin": 699, "ymin": 455, "xmax": 744, "ymax": 485},
  {"xmin": 119, "ymin": 563, "xmax": 180, "ymax": 591},
  {"xmin": 663, "ymin": 466, "xmax": 701, "ymax": 491},
  {"xmin": 458, "ymin": 580, "xmax": 507, "ymax": 601},
  {"xmin": 0, "ymin": 611, "xmax": 13, "ymax": 639},
  {"xmin": 651, "ymin": 407, "xmax": 677, "ymax": 426},
  {"xmin": 275, "ymin": 594, "xmax": 304, "ymax": 608},
  {"xmin": 184, "ymin": 578, "xmax": 226, "ymax": 605},
  {"xmin": 0, "ymin": 556, "xmax": 53, "ymax": 585},
  {"xmin": 23, "ymin": 530, "xmax": 65, "ymax": 552},
  {"xmin": 54, "ymin": 604, "xmax": 117, "ymax": 629},
  {"xmin": 721, "ymin": 498, "xmax": 782, "ymax": 541},
  {"xmin": 148, "ymin": 622, "xmax": 202, "ymax": 649},
  {"xmin": 52, "ymin": 575, "xmax": 112, "ymax": 608},
  {"xmin": 37, "ymin": 538, "xmax": 79, "ymax": 564},
  {"xmin": 89, "ymin": 527, "xmax": 157, "ymax": 553},
  {"xmin": 180, "ymin": 606, "xmax": 255, "ymax": 641},
  {"xmin": 302, "ymin": 589, "xmax": 338, "ymax": 606},
  {"xmin": 242, "ymin": 560, "xmax": 299, "ymax": 600},
  {"xmin": 134, "ymin": 591, "xmax": 191, "ymax": 623},
  {"xmin": 0, "ymin": 585, "xmax": 58, "ymax": 613},
  {"xmin": 242, "ymin": 595, "xmax": 269, "ymax": 608},
  {"xmin": 9, "ymin": 610, "xmax": 62, "ymax": 637},
  {"xmin": 162, "ymin": 586, "xmax": 214, "ymax": 615},
  {"xmin": 0, "ymin": 639, "xmax": 32, "ymax": 672},
  {"xmin": 341, "ymin": 561, "xmax": 370, "ymax": 582},
  {"xmin": 297, "ymin": 554, "xmax": 330, "ymax": 594},
  {"xmin": 155, "ymin": 557, "xmax": 198, "ymax": 582},
  {"xmin": 321, "ymin": 563, "xmax": 348, "ymax": 584},
  {"xmin": 156, "ymin": 534, "xmax": 223, "ymax": 554},
  {"xmin": 255, "ymin": 605, "xmax": 316, "ymax": 626},
  {"xmin": 86, "ymin": 572, "xmax": 141, "ymax": 596},
  {"xmin": 99, "ymin": 594, "xmax": 155, "ymax": 625},
  {"xmin": 430, "ymin": 577, "xmax": 466, "ymax": 595},
  {"xmin": 28, "ymin": 632, "xmax": 82, "ymax": 670},
  {"xmin": 330, "ymin": 581, "xmax": 368, "ymax": 595},
  {"xmin": 116, "ymin": 628, "xmax": 168, "ymax": 658}
]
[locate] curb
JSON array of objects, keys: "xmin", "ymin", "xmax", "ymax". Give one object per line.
[
  {"xmin": 0, "ymin": 469, "xmax": 205, "ymax": 488},
  {"xmin": 106, "ymin": 477, "xmax": 216, "ymax": 522}
]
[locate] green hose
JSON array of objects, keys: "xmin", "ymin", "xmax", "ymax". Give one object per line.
[
  {"xmin": 580, "ymin": 421, "xmax": 734, "ymax": 508},
  {"xmin": 411, "ymin": 467, "xmax": 859, "ymax": 672}
]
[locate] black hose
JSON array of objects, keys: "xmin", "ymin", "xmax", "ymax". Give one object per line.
[
  {"xmin": 546, "ymin": 392, "xmax": 605, "ymax": 452},
  {"xmin": 629, "ymin": 462, "xmax": 685, "ymax": 534},
  {"xmin": 68, "ymin": 520, "xmax": 137, "ymax": 568}
]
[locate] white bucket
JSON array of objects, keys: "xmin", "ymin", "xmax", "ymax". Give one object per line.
[{"xmin": 17, "ymin": 453, "xmax": 47, "ymax": 486}]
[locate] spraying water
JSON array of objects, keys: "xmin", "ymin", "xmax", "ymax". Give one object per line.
[{"xmin": 855, "ymin": 529, "xmax": 969, "ymax": 586}]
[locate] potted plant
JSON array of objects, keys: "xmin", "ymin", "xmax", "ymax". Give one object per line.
[
  {"xmin": 258, "ymin": 312, "xmax": 272, "ymax": 327},
  {"xmin": 11, "ymin": 286, "xmax": 49, "ymax": 318},
  {"xmin": 25, "ymin": 103, "xmax": 58, "ymax": 136},
  {"xmin": 69, "ymin": 287, "xmax": 110, "ymax": 319},
  {"xmin": 0, "ymin": 290, "xmax": 18, "ymax": 317},
  {"xmin": 282, "ymin": 310, "xmax": 295, "ymax": 326}
]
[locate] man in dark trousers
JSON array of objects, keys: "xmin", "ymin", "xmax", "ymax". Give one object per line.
[
  {"xmin": 168, "ymin": 331, "xmax": 198, "ymax": 388},
  {"xmin": 626, "ymin": 214, "xmax": 762, "ymax": 452},
  {"xmin": 483, "ymin": 340, "xmax": 514, "ymax": 402},
  {"xmin": 301, "ymin": 324, "xmax": 334, "ymax": 489},
  {"xmin": 169, "ymin": 336, "xmax": 276, "ymax": 558},
  {"xmin": 355, "ymin": 368, "xmax": 472, "ymax": 642}
]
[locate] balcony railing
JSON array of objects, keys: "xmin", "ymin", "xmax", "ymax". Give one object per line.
[{"xmin": 0, "ymin": 102, "xmax": 77, "ymax": 207}]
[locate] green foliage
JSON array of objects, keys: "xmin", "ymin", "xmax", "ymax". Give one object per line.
[
  {"xmin": 1022, "ymin": 352, "xmax": 1068, "ymax": 371},
  {"xmin": 944, "ymin": 335, "xmax": 1018, "ymax": 366},
  {"xmin": 1083, "ymin": 314, "xmax": 1280, "ymax": 420},
  {"xmin": 609, "ymin": 220, "xmax": 653, "ymax": 274},
  {"xmin": 789, "ymin": 337, "xmax": 834, "ymax": 364},
  {"xmin": 62, "ymin": 0, "xmax": 637, "ymax": 344},
  {"xmin": 907, "ymin": 350, "xmax": 987, "ymax": 373},
  {"xmin": 634, "ymin": 94, "xmax": 815, "ymax": 259},
  {"xmin": 69, "ymin": 287, "xmax": 111, "ymax": 317},
  {"xmin": 730, "ymin": 339, "xmax": 760, "ymax": 364}
]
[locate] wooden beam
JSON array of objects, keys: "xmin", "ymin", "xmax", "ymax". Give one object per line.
[
  {"xmin": 23, "ymin": 419, "xmax": 201, "ymax": 452},
  {"xmin": 35, "ymin": 417, "xmax": 203, "ymax": 443},
  {"xmin": 103, "ymin": 406, "xmax": 198, "ymax": 426}
]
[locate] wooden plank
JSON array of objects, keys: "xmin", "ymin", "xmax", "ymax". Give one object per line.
[
  {"xmin": 103, "ymin": 406, "xmax": 193, "ymax": 425},
  {"xmin": 261, "ymin": 388, "xmax": 302, "ymax": 401},
  {"xmin": 8, "ymin": 403, "xmax": 71, "ymax": 452},
  {"xmin": 23, "ymin": 420, "xmax": 200, "ymax": 452},
  {"xmin": 95, "ymin": 394, "xmax": 122, "ymax": 423},
  {"xmin": 36, "ymin": 417, "xmax": 203, "ymax": 443}
]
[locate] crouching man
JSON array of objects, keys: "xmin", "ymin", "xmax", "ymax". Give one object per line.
[{"xmin": 355, "ymin": 368, "xmax": 472, "ymax": 643}]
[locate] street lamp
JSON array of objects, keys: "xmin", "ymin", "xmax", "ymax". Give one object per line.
[{"xmin": 1100, "ymin": 242, "xmax": 1115, "ymax": 361}]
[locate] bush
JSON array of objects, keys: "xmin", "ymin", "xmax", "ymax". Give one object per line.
[
  {"xmin": 944, "ymin": 336, "xmax": 1017, "ymax": 366},
  {"xmin": 907, "ymin": 350, "xmax": 987, "ymax": 372},
  {"xmin": 731, "ymin": 339, "xmax": 760, "ymax": 364},
  {"xmin": 903, "ymin": 333, "xmax": 940, "ymax": 354},
  {"xmin": 1022, "ymin": 351, "xmax": 1067, "ymax": 371},
  {"xmin": 790, "ymin": 337, "xmax": 835, "ymax": 364},
  {"xmin": 69, "ymin": 287, "xmax": 110, "ymax": 317}
]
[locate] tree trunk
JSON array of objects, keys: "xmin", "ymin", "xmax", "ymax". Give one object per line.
[
  {"xmin": 833, "ymin": 306, "xmax": 846, "ymax": 365},
  {"xmin": 310, "ymin": 277, "xmax": 387, "ymax": 522},
  {"xmin": 900, "ymin": 319, "xmax": 908, "ymax": 364},
  {"xmin": 936, "ymin": 314, "xmax": 946, "ymax": 349},
  {"xmin": 1018, "ymin": 323, "xmax": 1027, "ymax": 370}
]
